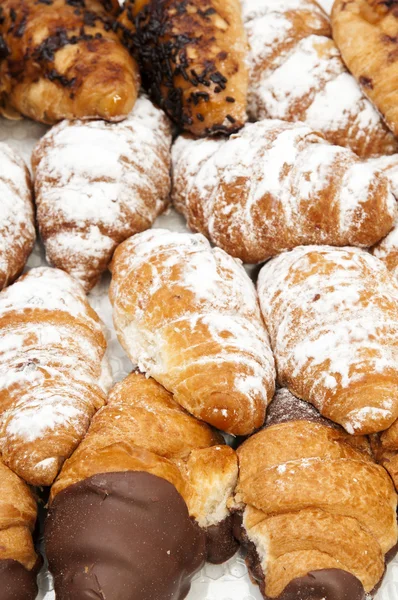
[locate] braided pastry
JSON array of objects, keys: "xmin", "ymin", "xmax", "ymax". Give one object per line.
[
  {"xmin": 0, "ymin": 0, "xmax": 140, "ymax": 124},
  {"xmin": 0, "ymin": 267, "xmax": 111, "ymax": 486},
  {"xmin": 172, "ymin": 120, "xmax": 396, "ymax": 264},
  {"xmin": 46, "ymin": 372, "xmax": 238, "ymax": 600},
  {"xmin": 0, "ymin": 143, "xmax": 35, "ymax": 291},
  {"xmin": 233, "ymin": 388, "xmax": 398, "ymax": 600},
  {"xmin": 242, "ymin": 0, "xmax": 398, "ymax": 157},
  {"xmin": 32, "ymin": 95, "xmax": 172, "ymax": 292},
  {"xmin": 118, "ymin": 0, "xmax": 248, "ymax": 136},
  {"xmin": 109, "ymin": 229, "xmax": 275, "ymax": 436},
  {"xmin": 258, "ymin": 245, "xmax": 398, "ymax": 435}
]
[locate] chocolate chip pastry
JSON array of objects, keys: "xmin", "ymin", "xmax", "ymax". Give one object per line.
[
  {"xmin": 118, "ymin": 0, "xmax": 248, "ymax": 136},
  {"xmin": 46, "ymin": 372, "xmax": 239, "ymax": 600},
  {"xmin": 0, "ymin": 458, "xmax": 39, "ymax": 600},
  {"xmin": 232, "ymin": 388, "xmax": 398, "ymax": 600}
]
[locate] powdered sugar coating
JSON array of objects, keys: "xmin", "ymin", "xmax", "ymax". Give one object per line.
[
  {"xmin": 258, "ymin": 245, "xmax": 398, "ymax": 434},
  {"xmin": 0, "ymin": 143, "xmax": 35, "ymax": 289},
  {"xmin": 33, "ymin": 95, "xmax": 172, "ymax": 291},
  {"xmin": 242, "ymin": 0, "xmax": 398, "ymax": 157},
  {"xmin": 172, "ymin": 119, "xmax": 396, "ymax": 264},
  {"xmin": 110, "ymin": 229, "xmax": 276, "ymax": 436}
]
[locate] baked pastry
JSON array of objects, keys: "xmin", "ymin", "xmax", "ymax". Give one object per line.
[
  {"xmin": 109, "ymin": 229, "xmax": 276, "ymax": 436},
  {"xmin": 332, "ymin": 0, "xmax": 398, "ymax": 139},
  {"xmin": 0, "ymin": 0, "xmax": 140, "ymax": 124},
  {"xmin": 118, "ymin": 0, "xmax": 248, "ymax": 136},
  {"xmin": 242, "ymin": 0, "xmax": 398, "ymax": 157},
  {"xmin": 233, "ymin": 388, "xmax": 398, "ymax": 600},
  {"xmin": 172, "ymin": 120, "xmax": 396, "ymax": 264},
  {"xmin": 46, "ymin": 372, "xmax": 239, "ymax": 599},
  {"xmin": 32, "ymin": 95, "xmax": 172, "ymax": 292},
  {"xmin": 257, "ymin": 245, "xmax": 398, "ymax": 435},
  {"xmin": 0, "ymin": 459, "xmax": 39, "ymax": 600},
  {"xmin": 0, "ymin": 143, "xmax": 35, "ymax": 290},
  {"xmin": 0, "ymin": 267, "xmax": 111, "ymax": 487}
]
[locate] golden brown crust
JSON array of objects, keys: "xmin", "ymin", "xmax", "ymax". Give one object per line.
[
  {"xmin": 0, "ymin": 0, "xmax": 140, "ymax": 124},
  {"xmin": 118, "ymin": 0, "xmax": 248, "ymax": 135}
]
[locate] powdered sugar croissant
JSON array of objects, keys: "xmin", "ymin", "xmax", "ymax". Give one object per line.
[
  {"xmin": 242, "ymin": 0, "xmax": 398, "ymax": 157},
  {"xmin": 258, "ymin": 245, "xmax": 398, "ymax": 435},
  {"xmin": 32, "ymin": 96, "xmax": 172, "ymax": 292},
  {"xmin": 0, "ymin": 144, "xmax": 35, "ymax": 291},
  {"xmin": 233, "ymin": 388, "xmax": 398, "ymax": 600},
  {"xmin": 172, "ymin": 120, "xmax": 396, "ymax": 264},
  {"xmin": 0, "ymin": 267, "xmax": 111, "ymax": 486},
  {"xmin": 47, "ymin": 373, "xmax": 238, "ymax": 599},
  {"xmin": 109, "ymin": 229, "xmax": 275, "ymax": 436}
]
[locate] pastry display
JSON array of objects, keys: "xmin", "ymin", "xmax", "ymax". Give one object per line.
[
  {"xmin": 0, "ymin": 459, "xmax": 39, "ymax": 600},
  {"xmin": 242, "ymin": 0, "xmax": 398, "ymax": 157},
  {"xmin": 118, "ymin": 0, "xmax": 248, "ymax": 136},
  {"xmin": 258, "ymin": 245, "xmax": 398, "ymax": 435},
  {"xmin": 0, "ymin": 0, "xmax": 140, "ymax": 124},
  {"xmin": 46, "ymin": 372, "xmax": 239, "ymax": 599},
  {"xmin": 332, "ymin": 0, "xmax": 398, "ymax": 139},
  {"xmin": 0, "ymin": 143, "xmax": 35, "ymax": 291},
  {"xmin": 233, "ymin": 388, "xmax": 398, "ymax": 600},
  {"xmin": 109, "ymin": 229, "xmax": 276, "ymax": 436},
  {"xmin": 0, "ymin": 267, "xmax": 111, "ymax": 487},
  {"xmin": 33, "ymin": 95, "xmax": 172, "ymax": 291},
  {"xmin": 172, "ymin": 119, "xmax": 396, "ymax": 264}
]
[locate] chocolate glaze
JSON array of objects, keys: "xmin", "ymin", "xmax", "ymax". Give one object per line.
[
  {"xmin": 45, "ymin": 471, "xmax": 206, "ymax": 600},
  {"xmin": 232, "ymin": 512, "xmax": 366, "ymax": 600},
  {"xmin": 0, "ymin": 559, "xmax": 38, "ymax": 600},
  {"xmin": 205, "ymin": 514, "xmax": 239, "ymax": 564},
  {"xmin": 265, "ymin": 388, "xmax": 342, "ymax": 431}
]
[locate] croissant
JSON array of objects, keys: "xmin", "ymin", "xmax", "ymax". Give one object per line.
[
  {"xmin": 0, "ymin": 143, "xmax": 35, "ymax": 291},
  {"xmin": 0, "ymin": 267, "xmax": 111, "ymax": 487},
  {"xmin": 46, "ymin": 372, "xmax": 239, "ymax": 600},
  {"xmin": 332, "ymin": 0, "xmax": 398, "ymax": 139},
  {"xmin": 109, "ymin": 229, "xmax": 276, "ymax": 436},
  {"xmin": 257, "ymin": 245, "xmax": 398, "ymax": 435},
  {"xmin": 172, "ymin": 119, "xmax": 396, "ymax": 264},
  {"xmin": 232, "ymin": 388, "xmax": 398, "ymax": 600},
  {"xmin": 0, "ymin": 0, "xmax": 140, "ymax": 124},
  {"xmin": 118, "ymin": 0, "xmax": 248, "ymax": 136},
  {"xmin": 32, "ymin": 95, "xmax": 172, "ymax": 292},
  {"xmin": 242, "ymin": 0, "xmax": 398, "ymax": 157},
  {"xmin": 0, "ymin": 459, "xmax": 39, "ymax": 600}
]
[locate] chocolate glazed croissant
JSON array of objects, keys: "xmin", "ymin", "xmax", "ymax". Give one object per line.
[
  {"xmin": 242, "ymin": 0, "xmax": 398, "ymax": 158},
  {"xmin": 109, "ymin": 229, "xmax": 276, "ymax": 436},
  {"xmin": 232, "ymin": 389, "xmax": 398, "ymax": 600},
  {"xmin": 172, "ymin": 119, "xmax": 396, "ymax": 264},
  {"xmin": 0, "ymin": 143, "xmax": 35, "ymax": 291},
  {"xmin": 0, "ymin": 0, "xmax": 140, "ymax": 124},
  {"xmin": 0, "ymin": 267, "xmax": 111, "ymax": 486},
  {"xmin": 258, "ymin": 245, "xmax": 398, "ymax": 435},
  {"xmin": 46, "ymin": 372, "xmax": 239, "ymax": 600},
  {"xmin": 0, "ymin": 459, "xmax": 39, "ymax": 600},
  {"xmin": 32, "ymin": 95, "xmax": 172, "ymax": 291},
  {"xmin": 118, "ymin": 0, "xmax": 248, "ymax": 136}
]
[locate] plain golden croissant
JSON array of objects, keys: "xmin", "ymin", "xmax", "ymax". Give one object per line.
[
  {"xmin": 242, "ymin": 0, "xmax": 398, "ymax": 157},
  {"xmin": 258, "ymin": 245, "xmax": 398, "ymax": 435},
  {"xmin": 109, "ymin": 229, "xmax": 276, "ymax": 436},
  {"xmin": 0, "ymin": 459, "xmax": 39, "ymax": 600},
  {"xmin": 0, "ymin": 0, "xmax": 140, "ymax": 124},
  {"xmin": 232, "ymin": 388, "xmax": 398, "ymax": 600},
  {"xmin": 172, "ymin": 119, "xmax": 396, "ymax": 264},
  {"xmin": 118, "ymin": 0, "xmax": 248, "ymax": 136},
  {"xmin": 32, "ymin": 95, "xmax": 172, "ymax": 292},
  {"xmin": 332, "ymin": 0, "xmax": 398, "ymax": 139},
  {"xmin": 0, "ymin": 143, "xmax": 35, "ymax": 291},
  {"xmin": 47, "ymin": 372, "xmax": 239, "ymax": 600},
  {"xmin": 0, "ymin": 267, "xmax": 111, "ymax": 487}
]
